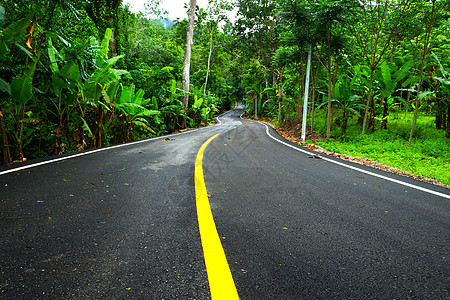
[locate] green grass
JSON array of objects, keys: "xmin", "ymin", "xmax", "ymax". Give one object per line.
[{"xmin": 305, "ymin": 111, "xmax": 450, "ymax": 186}]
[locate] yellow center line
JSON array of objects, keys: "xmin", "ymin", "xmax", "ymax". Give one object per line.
[{"xmin": 195, "ymin": 134, "xmax": 240, "ymax": 300}]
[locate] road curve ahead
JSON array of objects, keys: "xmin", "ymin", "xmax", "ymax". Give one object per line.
[{"xmin": 1, "ymin": 107, "xmax": 449, "ymax": 299}]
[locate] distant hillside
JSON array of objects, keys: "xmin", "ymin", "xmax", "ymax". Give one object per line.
[{"xmin": 154, "ymin": 18, "xmax": 176, "ymax": 29}]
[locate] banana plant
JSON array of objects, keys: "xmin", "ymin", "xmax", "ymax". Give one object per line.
[
  {"xmin": 116, "ymin": 84, "xmax": 159, "ymax": 141},
  {"xmin": 204, "ymin": 92, "xmax": 221, "ymax": 123},
  {"xmin": 376, "ymin": 60, "xmax": 414, "ymax": 129},
  {"xmin": 160, "ymin": 79, "xmax": 191, "ymax": 130},
  {"xmin": 0, "ymin": 14, "xmax": 38, "ymax": 162},
  {"xmin": 261, "ymin": 86, "xmax": 279, "ymax": 119},
  {"xmin": 316, "ymin": 74, "xmax": 364, "ymax": 133},
  {"xmin": 192, "ymin": 95, "xmax": 204, "ymax": 126},
  {"xmin": 47, "ymin": 35, "xmax": 89, "ymax": 153},
  {"xmin": 3, "ymin": 53, "xmax": 40, "ymax": 160},
  {"xmin": 333, "ymin": 78, "xmax": 364, "ymax": 132},
  {"xmin": 431, "ymin": 52, "xmax": 450, "ymax": 136},
  {"xmin": 82, "ymin": 29, "xmax": 130, "ymax": 147},
  {"xmin": 200, "ymin": 106, "xmax": 211, "ymax": 126}
]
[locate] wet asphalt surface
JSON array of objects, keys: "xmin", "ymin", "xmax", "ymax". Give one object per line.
[{"xmin": 0, "ymin": 108, "xmax": 449, "ymax": 299}]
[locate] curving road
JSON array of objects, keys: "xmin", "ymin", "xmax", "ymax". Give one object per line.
[{"xmin": 0, "ymin": 107, "xmax": 448, "ymax": 299}]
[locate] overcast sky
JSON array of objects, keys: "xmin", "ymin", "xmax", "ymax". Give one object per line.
[{"xmin": 125, "ymin": 0, "xmax": 209, "ymax": 20}]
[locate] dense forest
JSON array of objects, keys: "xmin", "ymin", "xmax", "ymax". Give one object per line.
[{"xmin": 0, "ymin": 0, "xmax": 449, "ymax": 172}]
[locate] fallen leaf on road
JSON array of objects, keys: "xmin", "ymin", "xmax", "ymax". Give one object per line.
[
  {"xmin": 83, "ymin": 184, "xmax": 106, "ymax": 189},
  {"xmin": 101, "ymin": 168, "xmax": 125, "ymax": 175}
]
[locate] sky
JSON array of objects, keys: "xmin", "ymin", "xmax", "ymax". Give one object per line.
[{"xmin": 125, "ymin": 0, "xmax": 209, "ymax": 20}]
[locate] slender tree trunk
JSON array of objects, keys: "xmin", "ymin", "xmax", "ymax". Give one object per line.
[
  {"xmin": 279, "ymin": 68, "xmax": 284, "ymax": 122},
  {"xmin": 381, "ymin": 96, "xmax": 388, "ymax": 129},
  {"xmin": 255, "ymin": 95, "xmax": 258, "ymax": 119},
  {"xmin": 297, "ymin": 73, "xmax": 303, "ymax": 118},
  {"xmin": 409, "ymin": 0, "xmax": 435, "ymax": 147},
  {"xmin": 96, "ymin": 106, "xmax": 103, "ymax": 148},
  {"xmin": 361, "ymin": 68, "xmax": 375, "ymax": 137},
  {"xmin": 435, "ymin": 98, "xmax": 443, "ymax": 129},
  {"xmin": 18, "ymin": 103, "xmax": 25, "ymax": 159},
  {"xmin": 405, "ymin": 83, "xmax": 412, "ymax": 117},
  {"xmin": 342, "ymin": 109, "xmax": 348, "ymax": 133},
  {"xmin": 310, "ymin": 48, "xmax": 321, "ymax": 133},
  {"xmin": 204, "ymin": 29, "xmax": 214, "ymax": 96},
  {"xmin": 264, "ymin": 68, "xmax": 269, "ymax": 105},
  {"xmin": 297, "ymin": 63, "xmax": 305, "ymax": 120},
  {"xmin": 446, "ymin": 99, "xmax": 450, "ymax": 138},
  {"xmin": 326, "ymin": 24, "xmax": 333, "ymax": 138},
  {"xmin": 181, "ymin": 0, "xmax": 197, "ymax": 128},
  {"xmin": 0, "ymin": 106, "xmax": 12, "ymax": 164}
]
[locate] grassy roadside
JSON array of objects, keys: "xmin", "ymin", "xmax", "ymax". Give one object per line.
[{"xmin": 271, "ymin": 111, "xmax": 450, "ymax": 187}]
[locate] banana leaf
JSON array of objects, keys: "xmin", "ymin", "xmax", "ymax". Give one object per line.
[{"xmin": 0, "ymin": 77, "xmax": 10, "ymax": 95}]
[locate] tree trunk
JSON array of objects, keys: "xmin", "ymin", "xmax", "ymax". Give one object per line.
[
  {"xmin": 263, "ymin": 67, "xmax": 269, "ymax": 105},
  {"xmin": 326, "ymin": 23, "xmax": 332, "ymax": 139},
  {"xmin": 409, "ymin": 0, "xmax": 435, "ymax": 147},
  {"xmin": 310, "ymin": 53, "xmax": 321, "ymax": 133},
  {"xmin": 181, "ymin": 0, "xmax": 197, "ymax": 128},
  {"xmin": 368, "ymin": 93, "xmax": 376, "ymax": 132},
  {"xmin": 297, "ymin": 72, "xmax": 303, "ymax": 118},
  {"xmin": 0, "ymin": 106, "xmax": 12, "ymax": 164},
  {"xmin": 361, "ymin": 68, "xmax": 375, "ymax": 137},
  {"xmin": 279, "ymin": 68, "xmax": 284, "ymax": 122},
  {"xmin": 405, "ymin": 83, "xmax": 412, "ymax": 117},
  {"xmin": 381, "ymin": 96, "xmax": 388, "ymax": 129},
  {"xmin": 342, "ymin": 109, "xmax": 348, "ymax": 133},
  {"xmin": 18, "ymin": 103, "xmax": 25, "ymax": 159},
  {"xmin": 96, "ymin": 106, "xmax": 103, "ymax": 148},
  {"xmin": 435, "ymin": 98, "xmax": 444, "ymax": 129},
  {"xmin": 254, "ymin": 95, "xmax": 258, "ymax": 119},
  {"xmin": 446, "ymin": 99, "xmax": 450, "ymax": 138},
  {"xmin": 204, "ymin": 29, "xmax": 214, "ymax": 95}
]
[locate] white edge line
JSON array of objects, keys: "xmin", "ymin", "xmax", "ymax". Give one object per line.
[
  {"xmin": 0, "ymin": 128, "xmax": 202, "ymax": 176},
  {"xmin": 253, "ymin": 120, "xmax": 449, "ymax": 200}
]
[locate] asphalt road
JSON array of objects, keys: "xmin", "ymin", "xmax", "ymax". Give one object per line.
[{"xmin": 0, "ymin": 107, "xmax": 449, "ymax": 299}]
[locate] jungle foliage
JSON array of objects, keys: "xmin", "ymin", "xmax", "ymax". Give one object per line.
[{"xmin": 0, "ymin": 0, "xmax": 234, "ymax": 164}]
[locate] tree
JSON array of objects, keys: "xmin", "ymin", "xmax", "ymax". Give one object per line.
[
  {"xmin": 181, "ymin": 0, "xmax": 197, "ymax": 128},
  {"xmin": 197, "ymin": 0, "xmax": 232, "ymax": 95},
  {"xmin": 313, "ymin": 0, "xmax": 350, "ymax": 139},
  {"xmin": 348, "ymin": 0, "xmax": 422, "ymax": 137},
  {"xmin": 234, "ymin": 0, "xmax": 279, "ymax": 116},
  {"xmin": 409, "ymin": 0, "xmax": 438, "ymax": 146}
]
